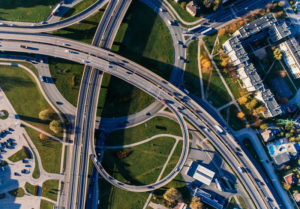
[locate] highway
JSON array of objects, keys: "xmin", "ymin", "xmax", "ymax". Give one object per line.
[
  {"xmin": 73, "ymin": 0, "xmax": 132, "ymax": 208},
  {"xmin": 0, "ymin": 32, "xmax": 284, "ymax": 208}
]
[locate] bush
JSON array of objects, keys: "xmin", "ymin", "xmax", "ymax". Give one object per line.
[
  {"xmin": 49, "ymin": 120, "xmax": 63, "ymax": 134},
  {"xmin": 39, "ymin": 109, "xmax": 54, "ymax": 121}
]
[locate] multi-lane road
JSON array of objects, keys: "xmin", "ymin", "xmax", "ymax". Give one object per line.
[{"xmin": 0, "ymin": 31, "xmax": 287, "ymax": 208}]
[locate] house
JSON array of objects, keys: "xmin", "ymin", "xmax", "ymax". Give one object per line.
[
  {"xmin": 223, "ymin": 14, "xmax": 293, "ymax": 117},
  {"xmin": 186, "ymin": 1, "xmax": 200, "ymax": 17},
  {"xmin": 267, "ymin": 138, "xmax": 298, "ymax": 166},
  {"xmin": 186, "ymin": 160, "xmax": 215, "ymax": 185},
  {"xmin": 284, "ymin": 173, "xmax": 296, "ymax": 185},
  {"xmin": 261, "ymin": 126, "xmax": 281, "ymax": 142}
]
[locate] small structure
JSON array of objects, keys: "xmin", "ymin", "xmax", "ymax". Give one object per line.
[
  {"xmin": 293, "ymin": 192, "xmax": 300, "ymax": 202},
  {"xmin": 284, "ymin": 173, "xmax": 296, "ymax": 185},
  {"xmin": 186, "ymin": 1, "xmax": 200, "ymax": 17},
  {"xmin": 186, "ymin": 160, "xmax": 215, "ymax": 185}
]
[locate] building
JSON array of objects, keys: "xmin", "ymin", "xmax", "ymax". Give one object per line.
[
  {"xmin": 284, "ymin": 173, "xmax": 296, "ymax": 185},
  {"xmin": 267, "ymin": 138, "xmax": 299, "ymax": 166},
  {"xmin": 261, "ymin": 129, "xmax": 276, "ymax": 142},
  {"xmin": 186, "ymin": 160, "xmax": 215, "ymax": 185},
  {"xmin": 186, "ymin": 1, "xmax": 200, "ymax": 17},
  {"xmin": 293, "ymin": 192, "xmax": 300, "ymax": 202},
  {"xmin": 223, "ymin": 13, "xmax": 292, "ymax": 117},
  {"xmin": 193, "ymin": 188, "xmax": 225, "ymax": 209},
  {"xmin": 278, "ymin": 37, "xmax": 300, "ymax": 79}
]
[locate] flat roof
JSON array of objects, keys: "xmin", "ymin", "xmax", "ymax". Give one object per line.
[{"xmin": 187, "ymin": 162, "xmax": 215, "ymax": 185}]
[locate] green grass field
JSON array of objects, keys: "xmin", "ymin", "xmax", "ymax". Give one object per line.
[
  {"xmin": 48, "ymin": 57, "xmax": 84, "ymax": 106},
  {"xmin": 103, "ymin": 137, "xmax": 176, "ymax": 185},
  {"xmin": 61, "ymin": 0, "xmax": 98, "ymax": 20},
  {"xmin": 42, "ymin": 179, "xmax": 59, "ymax": 201},
  {"xmin": 8, "ymin": 149, "xmax": 27, "ymax": 162},
  {"xmin": 112, "ymin": 0, "xmax": 174, "ymax": 80},
  {"xmin": 96, "ymin": 74, "xmax": 155, "ymax": 117},
  {"xmin": 105, "ymin": 116, "xmax": 182, "ymax": 146},
  {"xmin": 0, "ymin": 65, "xmax": 61, "ymax": 136},
  {"xmin": 25, "ymin": 127, "xmax": 62, "ymax": 174},
  {"xmin": 53, "ymin": 10, "xmax": 105, "ymax": 44},
  {"xmin": 98, "ymin": 178, "xmax": 148, "ymax": 209},
  {"xmin": 203, "ymin": 32, "xmax": 218, "ymax": 54},
  {"xmin": 25, "ymin": 182, "xmax": 37, "ymax": 196},
  {"xmin": 0, "ymin": 0, "xmax": 60, "ymax": 22},
  {"xmin": 184, "ymin": 40, "xmax": 201, "ymax": 98},
  {"xmin": 220, "ymin": 105, "xmax": 245, "ymax": 130},
  {"xmin": 40, "ymin": 199, "xmax": 55, "ymax": 209},
  {"xmin": 8, "ymin": 188, "xmax": 25, "ymax": 197},
  {"xmin": 207, "ymin": 68, "xmax": 231, "ymax": 108}
]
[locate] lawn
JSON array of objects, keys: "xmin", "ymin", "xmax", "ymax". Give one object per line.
[
  {"xmin": 203, "ymin": 32, "xmax": 218, "ymax": 54},
  {"xmin": 103, "ymin": 137, "xmax": 176, "ymax": 185},
  {"xmin": 98, "ymin": 178, "xmax": 148, "ymax": 209},
  {"xmin": 105, "ymin": 116, "xmax": 182, "ymax": 146},
  {"xmin": 0, "ymin": 66, "xmax": 61, "ymax": 136},
  {"xmin": 0, "ymin": 0, "xmax": 60, "ymax": 22},
  {"xmin": 40, "ymin": 200, "xmax": 55, "ymax": 209},
  {"xmin": 237, "ymin": 195, "xmax": 247, "ymax": 209},
  {"xmin": 61, "ymin": 0, "xmax": 98, "ymax": 20},
  {"xmin": 207, "ymin": 68, "xmax": 231, "ymax": 108},
  {"xmin": 25, "ymin": 182, "xmax": 37, "ymax": 196},
  {"xmin": 184, "ymin": 40, "xmax": 201, "ymax": 98},
  {"xmin": 112, "ymin": 0, "xmax": 174, "ymax": 80},
  {"xmin": 8, "ymin": 188, "xmax": 25, "ymax": 198},
  {"xmin": 213, "ymin": 33, "xmax": 231, "ymax": 54},
  {"xmin": 48, "ymin": 57, "xmax": 84, "ymax": 106},
  {"xmin": 220, "ymin": 105, "xmax": 245, "ymax": 130},
  {"xmin": 53, "ymin": 9, "xmax": 105, "ymax": 44},
  {"xmin": 96, "ymin": 74, "xmax": 155, "ymax": 118},
  {"xmin": 8, "ymin": 149, "xmax": 27, "ymax": 162},
  {"xmin": 25, "ymin": 127, "xmax": 62, "ymax": 174},
  {"xmin": 42, "ymin": 179, "xmax": 59, "ymax": 201},
  {"xmin": 227, "ymin": 197, "xmax": 238, "ymax": 209}
]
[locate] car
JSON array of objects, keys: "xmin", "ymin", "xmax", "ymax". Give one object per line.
[
  {"xmin": 40, "ymin": 76, "xmax": 46, "ymax": 82},
  {"xmin": 8, "ymin": 128, "xmax": 14, "ymax": 132},
  {"xmin": 146, "ymin": 112, "xmax": 151, "ymax": 116},
  {"xmin": 63, "ymin": 43, "xmax": 71, "ymax": 46},
  {"xmin": 83, "ymin": 60, "xmax": 90, "ymax": 64},
  {"xmin": 21, "ymin": 169, "xmax": 30, "ymax": 174},
  {"xmin": 56, "ymin": 101, "xmax": 63, "ymax": 105},
  {"xmin": 25, "ymin": 164, "xmax": 31, "ymax": 168},
  {"xmin": 161, "ymin": 99, "xmax": 166, "ymax": 103},
  {"xmin": 14, "ymin": 172, "xmax": 21, "ymax": 176},
  {"xmin": 22, "ymin": 159, "xmax": 28, "ymax": 163},
  {"xmin": 41, "ymin": 21, "xmax": 48, "ymax": 24}
]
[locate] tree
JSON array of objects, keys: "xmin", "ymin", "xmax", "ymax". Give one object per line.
[
  {"xmin": 190, "ymin": 196, "xmax": 203, "ymax": 209},
  {"xmin": 237, "ymin": 112, "xmax": 245, "ymax": 119},
  {"xmin": 238, "ymin": 96, "xmax": 248, "ymax": 105},
  {"xmin": 180, "ymin": 2, "xmax": 186, "ymax": 10},
  {"xmin": 39, "ymin": 133, "xmax": 46, "ymax": 140},
  {"xmin": 49, "ymin": 120, "xmax": 63, "ymax": 134},
  {"xmin": 163, "ymin": 187, "xmax": 182, "ymax": 204},
  {"xmin": 283, "ymin": 183, "xmax": 291, "ymax": 190},
  {"xmin": 218, "ymin": 28, "xmax": 226, "ymax": 37},
  {"xmin": 39, "ymin": 109, "xmax": 54, "ymax": 121},
  {"xmin": 260, "ymin": 123, "xmax": 268, "ymax": 130},
  {"xmin": 273, "ymin": 48, "xmax": 282, "ymax": 60}
]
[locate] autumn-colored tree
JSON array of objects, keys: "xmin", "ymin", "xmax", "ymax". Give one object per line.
[
  {"xmin": 180, "ymin": 2, "xmax": 186, "ymax": 10},
  {"xmin": 190, "ymin": 196, "xmax": 204, "ymax": 209},
  {"xmin": 163, "ymin": 187, "xmax": 182, "ymax": 204},
  {"xmin": 259, "ymin": 123, "xmax": 268, "ymax": 130},
  {"xmin": 39, "ymin": 109, "xmax": 54, "ymax": 121},
  {"xmin": 237, "ymin": 112, "xmax": 245, "ymax": 119},
  {"xmin": 39, "ymin": 133, "xmax": 46, "ymax": 140},
  {"xmin": 218, "ymin": 28, "xmax": 226, "ymax": 37},
  {"xmin": 273, "ymin": 48, "xmax": 282, "ymax": 60},
  {"xmin": 49, "ymin": 120, "xmax": 63, "ymax": 134},
  {"xmin": 283, "ymin": 183, "xmax": 291, "ymax": 190},
  {"xmin": 238, "ymin": 96, "xmax": 248, "ymax": 105},
  {"xmin": 278, "ymin": 70, "xmax": 286, "ymax": 77}
]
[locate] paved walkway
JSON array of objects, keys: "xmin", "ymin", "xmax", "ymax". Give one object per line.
[{"xmin": 98, "ymin": 134, "xmax": 182, "ymax": 150}]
